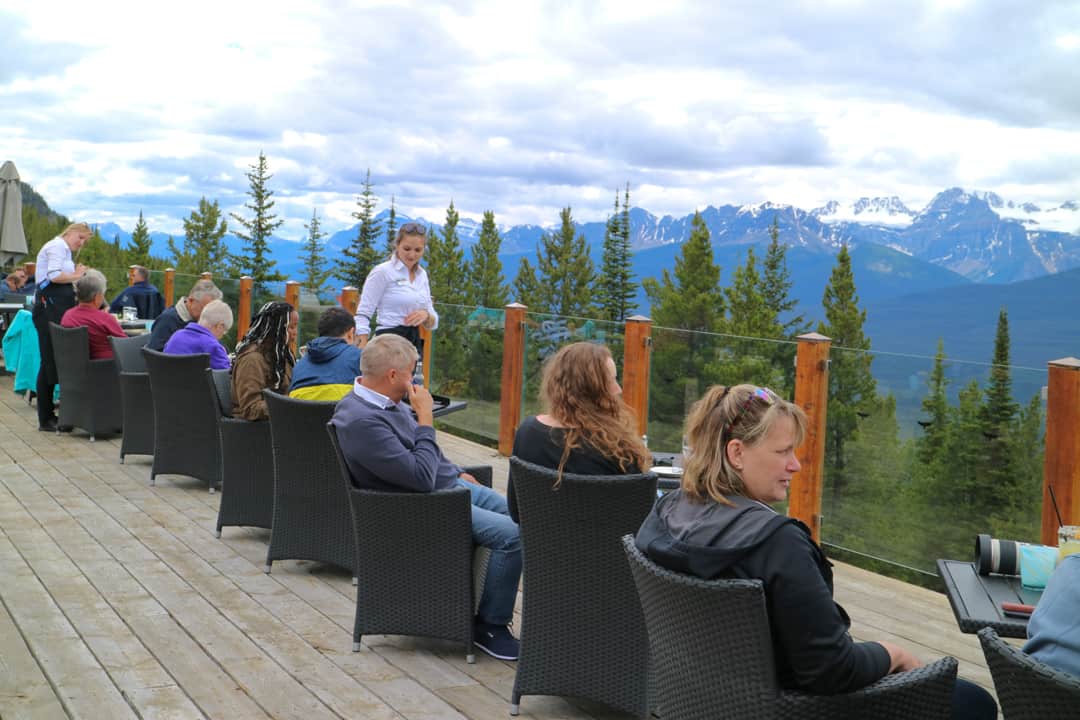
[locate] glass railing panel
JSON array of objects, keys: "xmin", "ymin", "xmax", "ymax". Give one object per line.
[
  {"xmin": 426, "ymin": 302, "xmax": 505, "ymax": 444},
  {"xmin": 520, "ymin": 310, "xmax": 628, "ymax": 421},
  {"xmin": 646, "ymin": 326, "xmax": 797, "ymax": 453},
  {"xmin": 820, "ymin": 344, "xmax": 1047, "ymax": 577}
]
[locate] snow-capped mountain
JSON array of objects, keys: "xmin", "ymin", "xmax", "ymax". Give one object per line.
[{"xmin": 812, "ymin": 196, "xmax": 917, "ymax": 227}]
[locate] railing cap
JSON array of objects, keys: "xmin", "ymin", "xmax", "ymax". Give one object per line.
[
  {"xmin": 626, "ymin": 314, "xmax": 652, "ymax": 323},
  {"xmin": 505, "ymin": 302, "xmax": 527, "ymax": 310},
  {"xmin": 1049, "ymin": 357, "xmax": 1080, "ymax": 370},
  {"xmin": 796, "ymin": 332, "xmax": 831, "ymax": 343}
]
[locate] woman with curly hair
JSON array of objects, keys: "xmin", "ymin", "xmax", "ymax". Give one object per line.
[
  {"xmin": 231, "ymin": 301, "xmax": 298, "ymax": 421},
  {"xmin": 507, "ymin": 341, "xmax": 651, "ymax": 522}
]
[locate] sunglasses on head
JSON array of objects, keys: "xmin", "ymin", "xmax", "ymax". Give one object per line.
[
  {"xmin": 725, "ymin": 386, "xmax": 778, "ymax": 436},
  {"xmin": 401, "ymin": 222, "xmax": 426, "ymax": 235}
]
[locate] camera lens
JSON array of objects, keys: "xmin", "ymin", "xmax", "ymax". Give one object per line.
[{"xmin": 975, "ymin": 533, "xmax": 1023, "ymax": 576}]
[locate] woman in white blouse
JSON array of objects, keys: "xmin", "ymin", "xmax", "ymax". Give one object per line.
[
  {"xmin": 354, "ymin": 222, "xmax": 438, "ymax": 353},
  {"xmin": 32, "ymin": 222, "xmax": 91, "ymax": 431}
]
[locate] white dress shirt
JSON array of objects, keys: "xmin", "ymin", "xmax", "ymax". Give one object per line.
[
  {"xmin": 354, "ymin": 255, "xmax": 439, "ymax": 335},
  {"xmin": 35, "ymin": 236, "xmax": 74, "ymax": 288}
]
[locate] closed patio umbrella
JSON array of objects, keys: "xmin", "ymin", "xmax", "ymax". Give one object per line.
[{"xmin": 0, "ymin": 160, "xmax": 28, "ymax": 268}]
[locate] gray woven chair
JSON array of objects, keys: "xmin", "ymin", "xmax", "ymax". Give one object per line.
[
  {"xmin": 508, "ymin": 457, "xmax": 658, "ymax": 717},
  {"xmin": 49, "ymin": 323, "xmax": 123, "ymax": 441},
  {"xmin": 327, "ymin": 422, "xmax": 492, "ymax": 663},
  {"xmin": 207, "ymin": 370, "xmax": 274, "ymax": 537},
  {"xmin": 110, "ymin": 333, "xmax": 154, "ymax": 462},
  {"xmin": 142, "ymin": 348, "xmax": 221, "ymax": 492},
  {"xmin": 622, "ymin": 536, "xmax": 957, "ymax": 720},
  {"xmin": 978, "ymin": 626, "xmax": 1080, "ymax": 719},
  {"xmin": 263, "ymin": 393, "xmax": 355, "ymax": 577}
]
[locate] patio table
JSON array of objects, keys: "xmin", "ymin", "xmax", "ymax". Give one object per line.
[{"xmin": 937, "ymin": 558, "xmax": 1042, "ymax": 639}]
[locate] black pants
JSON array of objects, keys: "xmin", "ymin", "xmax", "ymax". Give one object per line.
[
  {"xmin": 375, "ymin": 325, "xmax": 424, "ymax": 356},
  {"xmin": 32, "ymin": 285, "xmax": 75, "ymax": 425}
]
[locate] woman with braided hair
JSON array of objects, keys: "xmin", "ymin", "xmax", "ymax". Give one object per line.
[{"xmin": 231, "ymin": 301, "xmax": 298, "ymax": 421}]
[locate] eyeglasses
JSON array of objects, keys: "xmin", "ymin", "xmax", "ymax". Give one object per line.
[
  {"xmin": 725, "ymin": 386, "xmax": 778, "ymax": 436},
  {"xmin": 400, "ymin": 222, "xmax": 426, "ymax": 235}
]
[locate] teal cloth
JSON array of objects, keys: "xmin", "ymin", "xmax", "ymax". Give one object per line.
[
  {"xmin": 1020, "ymin": 544, "xmax": 1058, "ymax": 590},
  {"xmin": 2, "ymin": 309, "xmax": 40, "ymax": 394}
]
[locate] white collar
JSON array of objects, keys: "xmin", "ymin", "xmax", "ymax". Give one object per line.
[
  {"xmin": 389, "ymin": 254, "xmax": 424, "ymax": 276},
  {"xmin": 353, "ymin": 379, "xmax": 396, "ymax": 409}
]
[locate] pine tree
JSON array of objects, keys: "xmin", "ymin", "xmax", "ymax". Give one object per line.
[
  {"xmin": 597, "ymin": 187, "xmax": 637, "ymax": 321},
  {"xmin": 534, "ymin": 207, "xmax": 596, "ymax": 317},
  {"xmin": 299, "ymin": 208, "xmax": 330, "ymax": 293},
  {"xmin": 980, "ymin": 307, "xmax": 1020, "ymax": 500},
  {"xmin": 466, "ymin": 211, "xmax": 508, "ymax": 308},
  {"xmin": 126, "ymin": 211, "xmax": 153, "ymax": 267},
  {"xmin": 336, "ymin": 169, "xmax": 383, "ymax": 287},
  {"xmin": 762, "ymin": 216, "xmax": 804, "ymax": 335},
  {"xmin": 229, "ymin": 152, "xmax": 285, "ymax": 287},
  {"xmin": 818, "ymin": 244, "xmax": 876, "ymax": 492},
  {"xmin": 513, "ymin": 257, "xmax": 542, "ymax": 308},
  {"xmin": 385, "ymin": 195, "xmax": 398, "ymax": 255},
  {"xmin": 643, "ymin": 212, "xmax": 726, "ymax": 448},
  {"xmin": 169, "ymin": 197, "xmax": 229, "ymax": 275},
  {"xmin": 917, "ymin": 339, "xmax": 950, "ymax": 466},
  {"xmin": 724, "ymin": 247, "xmax": 778, "ymax": 338},
  {"xmin": 426, "ymin": 200, "xmax": 467, "ymax": 306}
]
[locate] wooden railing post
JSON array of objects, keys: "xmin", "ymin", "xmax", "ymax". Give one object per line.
[
  {"xmin": 1042, "ymin": 357, "xmax": 1080, "ymax": 545},
  {"xmin": 163, "ymin": 268, "xmax": 175, "ymax": 306},
  {"xmin": 622, "ymin": 315, "xmax": 652, "ymax": 441},
  {"xmin": 789, "ymin": 332, "xmax": 831, "ymax": 544},
  {"xmin": 284, "ymin": 280, "xmax": 301, "ymax": 357},
  {"xmin": 128, "ymin": 265, "xmax": 137, "ymax": 286},
  {"xmin": 498, "ymin": 303, "xmax": 528, "ymax": 456},
  {"xmin": 339, "ymin": 286, "xmax": 359, "ymax": 316},
  {"xmin": 236, "ymin": 276, "xmax": 253, "ymax": 341},
  {"xmin": 419, "ymin": 325, "xmax": 432, "ymax": 388}
]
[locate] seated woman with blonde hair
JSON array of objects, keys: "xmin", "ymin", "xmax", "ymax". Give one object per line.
[
  {"xmin": 634, "ymin": 384, "xmax": 996, "ymax": 720},
  {"xmin": 508, "ymin": 341, "xmax": 651, "ymax": 522}
]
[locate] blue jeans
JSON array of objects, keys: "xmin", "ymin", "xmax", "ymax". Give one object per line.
[{"xmin": 457, "ymin": 478, "xmax": 522, "ymax": 625}]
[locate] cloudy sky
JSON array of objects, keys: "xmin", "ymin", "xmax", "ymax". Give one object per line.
[{"xmin": 2, "ymin": 0, "xmax": 1079, "ymax": 239}]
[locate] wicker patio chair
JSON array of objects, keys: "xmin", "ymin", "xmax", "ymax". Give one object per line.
[
  {"xmin": 508, "ymin": 457, "xmax": 659, "ymax": 717},
  {"xmin": 622, "ymin": 536, "xmax": 957, "ymax": 720},
  {"xmin": 49, "ymin": 323, "xmax": 123, "ymax": 441},
  {"xmin": 207, "ymin": 369, "xmax": 274, "ymax": 537},
  {"xmin": 978, "ymin": 626, "xmax": 1080, "ymax": 719},
  {"xmin": 263, "ymin": 393, "xmax": 355, "ymax": 577},
  {"xmin": 327, "ymin": 422, "xmax": 491, "ymax": 663},
  {"xmin": 142, "ymin": 348, "xmax": 221, "ymax": 492},
  {"xmin": 109, "ymin": 333, "xmax": 154, "ymax": 462}
]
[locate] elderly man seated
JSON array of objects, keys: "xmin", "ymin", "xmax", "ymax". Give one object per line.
[
  {"xmin": 108, "ymin": 265, "xmax": 165, "ymax": 319},
  {"xmin": 289, "ymin": 306, "xmax": 362, "ymax": 401},
  {"xmin": 148, "ymin": 278, "xmax": 222, "ymax": 351},
  {"xmin": 60, "ymin": 269, "xmax": 126, "ymax": 360},
  {"xmin": 162, "ymin": 299, "xmax": 233, "ymax": 370},
  {"xmin": 330, "ymin": 334, "xmax": 522, "ymax": 661}
]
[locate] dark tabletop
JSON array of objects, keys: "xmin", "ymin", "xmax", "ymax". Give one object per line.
[{"xmin": 937, "ymin": 558, "xmax": 1043, "ymax": 639}]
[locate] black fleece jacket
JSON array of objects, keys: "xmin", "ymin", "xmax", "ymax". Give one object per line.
[{"xmin": 635, "ymin": 491, "xmax": 890, "ymax": 695}]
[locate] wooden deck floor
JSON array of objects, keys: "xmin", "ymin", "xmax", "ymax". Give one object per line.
[{"xmin": 0, "ymin": 373, "xmax": 998, "ymax": 719}]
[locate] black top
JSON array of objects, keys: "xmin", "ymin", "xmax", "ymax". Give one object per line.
[
  {"xmin": 636, "ymin": 491, "xmax": 891, "ymax": 695},
  {"xmin": 508, "ymin": 415, "xmax": 632, "ymax": 522},
  {"xmin": 147, "ymin": 305, "xmax": 189, "ymax": 351}
]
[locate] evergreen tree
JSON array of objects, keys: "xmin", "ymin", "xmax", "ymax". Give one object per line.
[
  {"xmin": 466, "ymin": 210, "xmax": 508, "ymax": 308},
  {"xmin": 426, "ymin": 200, "xmax": 467, "ymax": 306},
  {"xmin": 385, "ymin": 195, "xmax": 398, "ymax": 255},
  {"xmin": 980, "ymin": 308, "xmax": 1021, "ymax": 501},
  {"xmin": 818, "ymin": 244, "xmax": 876, "ymax": 492},
  {"xmin": 597, "ymin": 187, "xmax": 636, "ymax": 321},
  {"xmin": 534, "ymin": 206, "xmax": 595, "ymax": 317},
  {"xmin": 126, "ymin": 211, "xmax": 153, "ymax": 267},
  {"xmin": 643, "ymin": 212, "xmax": 726, "ymax": 448},
  {"xmin": 724, "ymin": 247, "xmax": 778, "ymax": 338},
  {"xmin": 917, "ymin": 339, "xmax": 950, "ymax": 467},
  {"xmin": 229, "ymin": 152, "xmax": 284, "ymax": 286},
  {"xmin": 299, "ymin": 208, "xmax": 330, "ymax": 293},
  {"xmin": 336, "ymin": 169, "xmax": 383, "ymax": 287},
  {"xmin": 762, "ymin": 216, "xmax": 804, "ymax": 335},
  {"xmin": 169, "ymin": 197, "xmax": 229, "ymax": 275},
  {"xmin": 513, "ymin": 257, "xmax": 542, "ymax": 308}
]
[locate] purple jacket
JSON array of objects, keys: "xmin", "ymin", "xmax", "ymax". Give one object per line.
[{"xmin": 163, "ymin": 323, "xmax": 231, "ymax": 370}]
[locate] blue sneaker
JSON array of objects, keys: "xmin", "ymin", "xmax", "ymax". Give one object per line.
[{"xmin": 474, "ymin": 621, "xmax": 519, "ymax": 661}]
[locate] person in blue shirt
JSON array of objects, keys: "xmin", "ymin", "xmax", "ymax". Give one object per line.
[
  {"xmin": 1023, "ymin": 554, "xmax": 1080, "ymax": 678},
  {"xmin": 289, "ymin": 306, "xmax": 362, "ymax": 401},
  {"xmin": 108, "ymin": 266, "xmax": 165, "ymax": 319}
]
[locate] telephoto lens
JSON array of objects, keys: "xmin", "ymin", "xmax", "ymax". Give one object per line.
[{"xmin": 975, "ymin": 533, "xmax": 1024, "ymax": 576}]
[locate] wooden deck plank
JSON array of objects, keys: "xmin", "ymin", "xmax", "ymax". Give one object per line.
[{"xmin": 0, "ymin": 580, "xmax": 67, "ymax": 720}]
